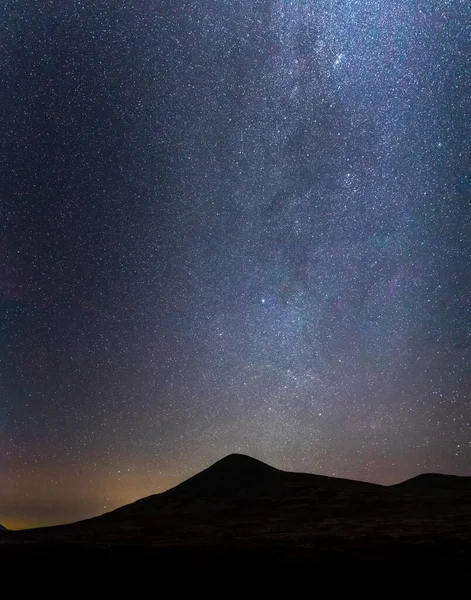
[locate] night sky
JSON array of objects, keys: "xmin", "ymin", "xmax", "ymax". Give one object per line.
[{"xmin": 1, "ymin": 1, "xmax": 470, "ymax": 529}]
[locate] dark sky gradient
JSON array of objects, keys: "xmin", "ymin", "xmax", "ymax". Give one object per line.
[{"xmin": 1, "ymin": 0, "xmax": 470, "ymax": 529}]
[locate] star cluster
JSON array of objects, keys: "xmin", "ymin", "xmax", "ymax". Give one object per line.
[{"xmin": 1, "ymin": 0, "xmax": 470, "ymax": 528}]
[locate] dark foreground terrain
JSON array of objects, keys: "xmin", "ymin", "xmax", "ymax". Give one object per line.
[{"xmin": 1, "ymin": 455, "xmax": 470, "ymax": 566}]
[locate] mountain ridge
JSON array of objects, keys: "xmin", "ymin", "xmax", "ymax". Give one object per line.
[
  {"xmin": 6, "ymin": 454, "xmax": 470, "ymax": 533},
  {"xmin": 109, "ymin": 452, "xmax": 380, "ymax": 508},
  {"xmin": 393, "ymin": 472, "xmax": 471, "ymax": 490},
  {"xmin": 87, "ymin": 453, "xmax": 470, "ymax": 526},
  {"xmin": 1, "ymin": 453, "xmax": 470, "ymax": 564}
]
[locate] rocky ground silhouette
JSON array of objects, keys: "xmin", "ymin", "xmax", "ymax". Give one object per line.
[{"xmin": 1, "ymin": 455, "xmax": 470, "ymax": 565}]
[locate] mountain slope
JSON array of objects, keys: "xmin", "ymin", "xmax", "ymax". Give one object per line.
[
  {"xmin": 152, "ymin": 453, "xmax": 379, "ymax": 497},
  {"xmin": 393, "ymin": 473, "xmax": 471, "ymax": 491},
  {"xmin": 2, "ymin": 454, "xmax": 470, "ymax": 563},
  {"xmin": 94, "ymin": 453, "xmax": 380, "ymax": 524}
]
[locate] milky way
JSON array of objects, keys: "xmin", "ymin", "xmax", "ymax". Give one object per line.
[{"xmin": 1, "ymin": 1, "xmax": 470, "ymax": 528}]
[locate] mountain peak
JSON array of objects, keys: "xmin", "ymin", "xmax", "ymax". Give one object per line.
[
  {"xmin": 164, "ymin": 453, "xmax": 283, "ymax": 499},
  {"xmin": 210, "ymin": 453, "xmax": 275, "ymax": 472},
  {"xmin": 395, "ymin": 472, "xmax": 471, "ymax": 490}
]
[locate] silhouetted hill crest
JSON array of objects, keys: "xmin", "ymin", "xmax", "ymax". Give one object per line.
[
  {"xmin": 394, "ymin": 472, "xmax": 471, "ymax": 491},
  {"xmin": 93, "ymin": 453, "xmax": 381, "ymax": 525},
  {"xmin": 7, "ymin": 455, "xmax": 471, "ymax": 548},
  {"xmin": 168, "ymin": 453, "xmax": 282, "ymax": 493},
  {"xmin": 161, "ymin": 453, "xmax": 381, "ymax": 500},
  {"xmin": 207, "ymin": 453, "xmax": 277, "ymax": 473}
]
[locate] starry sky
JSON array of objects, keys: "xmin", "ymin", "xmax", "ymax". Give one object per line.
[{"xmin": 1, "ymin": 0, "xmax": 470, "ymax": 529}]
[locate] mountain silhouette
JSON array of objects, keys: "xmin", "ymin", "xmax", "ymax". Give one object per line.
[
  {"xmin": 156, "ymin": 453, "xmax": 378, "ymax": 497},
  {"xmin": 93, "ymin": 453, "xmax": 379, "ymax": 524},
  {"xmin": 0, "ymin": 524, "xmax": 7, "ymax": 531},
  {"xmin": 393, "ymin": 472, "xmax": 471, "ymax": 491},
  {"xmin": 2, "ymin": 454, "xmax": 470, "ymax": 564}
]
